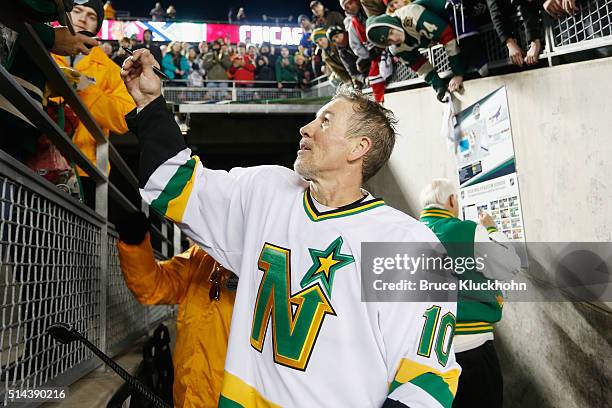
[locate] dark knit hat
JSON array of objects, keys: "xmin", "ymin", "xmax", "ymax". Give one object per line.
[
  {"xmin": 326, "ymin": 25, "xmax": 346, "ymax": 41},
  {"xmin": 75, "ymin": 0, "xmax": 104, "ymax": 33},
  {"xmin": 366, "ymin": 14, "xmax": 402, "ymax": 47}
]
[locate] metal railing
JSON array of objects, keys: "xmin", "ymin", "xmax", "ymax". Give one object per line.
[
  {"xmin": 1, "ymin": 7, "xmax": 180, "ymax": 406},
  {"xmin": 162, "ymin": 80, "xmax": 303, "ymax": 104},
  {"xmin": 386, "ymin": 0, "xmax": 612, "ymax": 89}
]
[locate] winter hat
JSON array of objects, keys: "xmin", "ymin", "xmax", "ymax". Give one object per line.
[
  {"xmin": 77, "ymin": 0, "xmax": 104, "ymax": 33},
  {"xmin": 326, "ymin": 25, "xmax": 345, "ymax": 41},
  {"xmin": 366, "ymin": 14, "xmax": 402, "ymax": 47},
  {"xmin": 312, "ymin": 27, "xmax": 328, "ymax": 43}
]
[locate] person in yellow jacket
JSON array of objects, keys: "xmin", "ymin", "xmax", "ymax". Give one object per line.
[
  {"xmin": 117, "ymin": 212, "xmax": 236, "ymax": 408},
  {"xmin": 51, "ymin": 0, "xmax": 135, "ymax": 206}
]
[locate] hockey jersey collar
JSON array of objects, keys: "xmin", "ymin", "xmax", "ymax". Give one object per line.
[
  {"xmin": 420, "ymin": 206, "xmax": 455, "ymax": 220},
  {"xmin": 303, "ymin": 189, "xmax": 385, "ymax": 222}
]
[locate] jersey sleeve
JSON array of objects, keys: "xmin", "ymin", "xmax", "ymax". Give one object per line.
[
  {"xmin": 126, "ymin": 96, "xmax": 255, "ymax": 274},
  {"xmin": 379, "ymin": 300, "xmax": 461, "ymax": 408},
  {"xmin": 473, "ymin": 224, "xmax": 522, "ymax": 281}
]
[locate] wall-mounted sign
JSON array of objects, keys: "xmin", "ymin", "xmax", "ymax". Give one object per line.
[{"xmin": 454, "ymin": 87, "xmax": 527, "ymax": 245}]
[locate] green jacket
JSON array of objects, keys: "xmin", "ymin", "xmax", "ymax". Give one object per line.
[{"xmin": 420, "ymin": 207, "xmax": 503, "ymax": 335}]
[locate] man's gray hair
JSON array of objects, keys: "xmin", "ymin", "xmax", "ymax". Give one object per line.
[
  {"xmin": 420, "ymin": 178, "xmax": 458, "ymax": 209},
  {"xmin": 333, "ymin": 86, "xmax": 398, "ymax": 182}
]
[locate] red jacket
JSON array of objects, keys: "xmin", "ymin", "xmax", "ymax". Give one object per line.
[{"xmin": 229, "ymin": 55, "xmax": 255, "ymax": 85}]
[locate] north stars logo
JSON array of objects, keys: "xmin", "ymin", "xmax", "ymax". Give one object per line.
[{"xmin": 250, "ymin": 238, "xmax": 354, "ymax": 371}]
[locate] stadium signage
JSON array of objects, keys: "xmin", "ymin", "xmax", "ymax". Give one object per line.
[{"xmin": 99, "ymin": 20, "xmax": 302, "ymax": 45}]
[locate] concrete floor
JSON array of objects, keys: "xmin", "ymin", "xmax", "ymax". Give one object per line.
[{"xmin": 44, "ymin": 320, "xmax": 176, "ymax": 408}]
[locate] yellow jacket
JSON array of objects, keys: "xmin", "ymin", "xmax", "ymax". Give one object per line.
[
  {"xmin": 118, "ymin": 235, "xmax": 236, "ymax": 408},
  {"xmin": 52, "ymin": 47, "xmax": 135, "ymax": 176}
]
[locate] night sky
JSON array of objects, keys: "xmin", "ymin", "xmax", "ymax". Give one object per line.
[{"xmin": 117, "ymin": 0, "xmax": 343, "ymax": 23}]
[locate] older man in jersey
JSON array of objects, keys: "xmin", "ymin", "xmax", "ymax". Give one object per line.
[{"xmin": 120, "ymin": 48, "xmax": 459, "ymax": 408}]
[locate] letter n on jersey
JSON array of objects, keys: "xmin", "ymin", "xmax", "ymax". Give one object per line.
[{"xmin": 250, "ymin": 239, "xmax": 353, "ymax": 371}]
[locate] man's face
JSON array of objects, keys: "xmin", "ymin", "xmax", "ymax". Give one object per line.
[
  {"xmin": 199, "ymin": 42, "xmax": 208, "ymax": 53},
  {"xmin": 387, "ymin": 28, "xmax": 405, "ymax": 45},
  {"xmin": 71, "ymin": 5, "xmax": 98, "ymax": 34},
  {"xmin": 261, "ymin": 45, "xmax": 269, "ymax": 54},
  {"xmin": 239, "ymin": 46, "xmax": 246, "ymax": 55},
  {"xmin": 281, "ymin": 47, "xmax": 289, "ymax": 57},
  {"xmin": 294, "ymin": 98, "xmax": 356, "ymax": 180},
  {"xmin": 144, "ymin": 30, "xmax": 152, "ymax": 42},
  {"xmin": 101, "ymin": 43, "xmax": 113, "ymax": 57},
  {"xmin": 311, "ymin": 4, "xmax": 325, "ymax": 16},
  {"xmin": 332, "ymin": 32, "xmax": 348, "ymax": 47},
  {"xmin": 341, "ymin": 0, "xmax": 361, "ymax": 15},
  {"xmin": 315, "ymin": 37, "xmax": 329, "ymax": 49},
  {"xmin": 389, "ymin": 0, "xmax": 406, "ymax": 10},
  {"xmin": 300, "ymin": 18, "xmax": 311, "ymax": 30},
  {"xmin": 120, "ymin": 39, "xmax": 129, "ymax": 48}
]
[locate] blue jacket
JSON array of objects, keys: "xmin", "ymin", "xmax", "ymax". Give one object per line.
[{"xmin": 162, "ymin": 53, "xmax": 190, "ymax": 80}]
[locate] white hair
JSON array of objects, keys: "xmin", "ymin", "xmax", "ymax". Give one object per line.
[{"xmin": 419, "ymin": 178, "xmax": 457, "ymax": 209}]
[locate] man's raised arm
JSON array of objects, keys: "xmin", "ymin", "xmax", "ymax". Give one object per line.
[{"xmin": 120, "ymin": 49, "xmax": 247, "ymax": 274}]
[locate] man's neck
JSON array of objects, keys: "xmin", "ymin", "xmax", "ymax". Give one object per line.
[{"xmin": 309, "ymin": 178, "xmax": 364, "ymax": 208}]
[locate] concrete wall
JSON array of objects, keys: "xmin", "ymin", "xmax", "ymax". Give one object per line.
[{"xmin": 367, "ymin": 57, "xmax": 612, "ymax": 408}]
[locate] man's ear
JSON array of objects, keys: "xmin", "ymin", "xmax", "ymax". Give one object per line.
[
  {"xmin": 348, "ymin": 136, "xmax": 372, "ymax": 162},
  {"xmin": 449, "ymin": 194, "xmax": 457, "ymax": 211}
]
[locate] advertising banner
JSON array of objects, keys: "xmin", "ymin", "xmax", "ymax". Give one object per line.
[{"xmin": 98, "ymin": 20, "xmax": 302, "ymax": 45}]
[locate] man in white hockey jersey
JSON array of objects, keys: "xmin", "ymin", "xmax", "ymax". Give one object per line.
[{"xmin": 120, "ymin": 48, "xmax": 460, "ymax": 408}]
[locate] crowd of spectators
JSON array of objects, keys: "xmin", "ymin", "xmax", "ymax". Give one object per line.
[
  {"xmin": 101, "ymin": 34, "xmax": 315, "ymax": 90},
  {"xmin": 98, "ymin": 0, "xmax": 582, "ymax": 102}
]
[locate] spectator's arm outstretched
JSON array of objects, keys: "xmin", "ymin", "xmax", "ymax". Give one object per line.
[{"xmin": 116, "ymin": 212, "xmax": 201, "ymax": 305}]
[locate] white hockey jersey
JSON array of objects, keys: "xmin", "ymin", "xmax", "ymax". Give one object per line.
[{"xmin": 140, "ymin": 150, "xmax": 460, "ymax": 408}]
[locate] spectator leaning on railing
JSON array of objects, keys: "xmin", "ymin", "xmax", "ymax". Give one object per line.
[
  {"xmin": 340, "ymin": 0, "xmax": 389, "ymax": 103},
  {"xmin": 310, "ymin": 0, "xmax": 346, "ymax": 28},
  {"xmin": 366, "ymin": 5, "xmax": 466, "ymax": 102},
  {"xmin": 312, "ymin": 27, "xmax": 353, "ymax": 86},
  {"xmin": 327, "ymin": 25, "xmax": 366, "ymax": 89},
  {"xmin": 1, "ymin": 0, "xmax": 98, "ymax": 162},
  {"xmin": 298, "ymin": 14, "xmax": 315, "ymax": 57},
  {"xmin": 360, "ymin": 0, "xmax": 387, "ymax": 16},
  {"xmin": 446, "ymin": 0, "xmax": 490, "ymax": 76},
  {"xmin": 51, "ymin": 0, "xmax": 135, "ymax": 206},
  {"xmin": 486, "ymin": 0, "xmax": 544, "ymax": 66}
]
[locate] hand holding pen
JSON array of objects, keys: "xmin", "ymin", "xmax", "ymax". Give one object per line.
[
  {"xmin": 122, "ymin": 47, "xmax": 169, "ymax": 80},
  {"xmin": 120, "ymin": 48, "xmax": 165, "ymax": 110}
]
